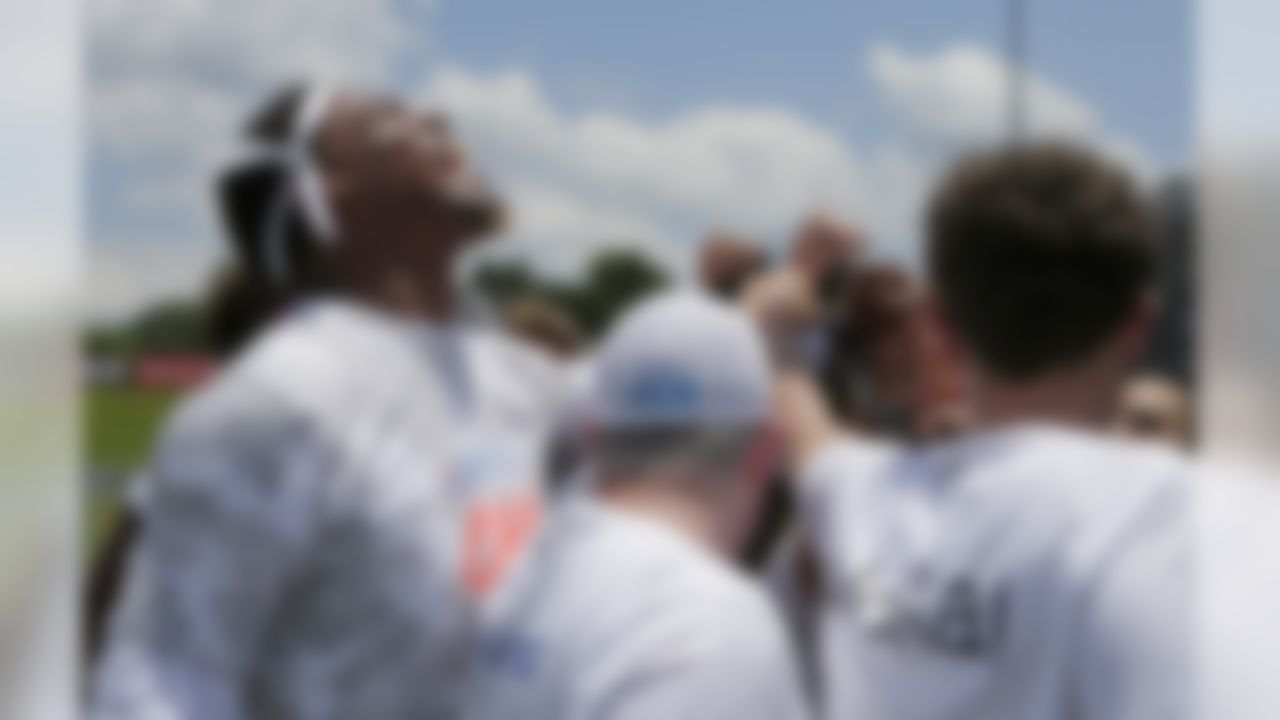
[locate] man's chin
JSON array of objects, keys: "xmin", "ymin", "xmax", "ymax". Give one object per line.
[{"xmin": 453, "ymin": 197, "xmax": 506, "ymax": 241}]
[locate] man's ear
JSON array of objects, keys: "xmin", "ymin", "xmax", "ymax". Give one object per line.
[
  {"xmin": 1113, "ymin": 289, "xmax": 1160, "ymax": 366},
  {"xmin": 742, "ymin": 424, "xmax": 781, "ymax": 489},
  {"xmin": 924, "ymin": 294, "xmax": 965, "ymax": 363}
]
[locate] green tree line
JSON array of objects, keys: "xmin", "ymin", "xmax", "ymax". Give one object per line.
[{"xmin": 86, "ymin": 247, "xmax": 670, "ymax": 358}]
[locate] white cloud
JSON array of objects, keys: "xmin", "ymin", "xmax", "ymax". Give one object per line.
[
  {"xmin": 86, "ymin": 0, "xmax": 430, "ymax": 321},
  {"xmin": 869, "ymin": 42, "xmax": 1092, "ymax": 144},
  {"xmin": 868, "ymin": 42, "xmax": 1152, "ymax": 178},
  {"xmin": 425, "ymin": 67, "xmax": 868, "ymax": 279},
  {"xmin": 87, "ymin": 21, "xmax": 1160, "ymax": 319},
  {"xmin": 428, "ymin": 49, "xmax": 1156, "ymax": 278},
  {"xmin": 90, "ymin": 0, "xmax": 423, "ymax": 174},
  {"xmin": 492, "ymin": 184, "xmax": 669, "ymax": 277},
  {"xmin": 856, "ymin": 42, "xmax": 1159, "ymax": 265},
  {"xmin": 86, "ymin": 237, "xmax": 227, "ymax": 323}
]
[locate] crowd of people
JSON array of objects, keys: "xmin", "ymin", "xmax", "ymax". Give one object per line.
[{"xmin": 85, "ymin": 82, "xmax": 1202, "ymax": 719}]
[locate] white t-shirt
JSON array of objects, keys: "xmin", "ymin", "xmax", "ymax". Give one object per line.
[
  {"xmin": 799, "ymin": 425, "xmax": 1193, "ymax": 720},
  {"xmin": 90, "ymin": 299, "xmax": 567, "ymax": 720},
  {"xmin": 465, "ymin": 495, "xmax": 812, "ymax": 720},
  {"xmin": 1193, "ymin": 463, "xmax": 1280, "ymax": 718}
]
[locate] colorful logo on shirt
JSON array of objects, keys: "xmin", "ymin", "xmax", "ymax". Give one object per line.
[
  {"xmin": 460, "ymin": 491, "xmax": 541, "ymax": 600},
  {"xmin": 450, "ymin": 433, "xmax": 543, "ymax": 601}
]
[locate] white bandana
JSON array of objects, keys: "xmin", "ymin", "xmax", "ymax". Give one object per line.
[{"xmin": 232, "ymin": 84, "xmax": 339, "ymax": 283}]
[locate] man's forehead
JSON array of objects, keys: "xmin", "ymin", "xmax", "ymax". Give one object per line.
[
  {"xmin": 326, "ymin": 91, "xmax": 447, "ymax": 129},
  {"xmin": 329, "ymin": 91, "xmax": 397, "ymax": 122}
]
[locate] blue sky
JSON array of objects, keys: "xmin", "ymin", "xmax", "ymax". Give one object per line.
[
  {"xmin": 88, "ymin": 0, "xmax": 1189, "ymax": 320},
  {"xmin": 429, "ymin": 0, "xmax": 1188, "ymax": 166}
]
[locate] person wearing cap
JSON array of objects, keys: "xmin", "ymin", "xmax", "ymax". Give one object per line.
[
  {"xmin": 465, "ymin": 291, "xmax": 811, "ymax": 720},
  {"xmin": 88, "ymin": 85, "xmax": 567, "ymax": 720}
]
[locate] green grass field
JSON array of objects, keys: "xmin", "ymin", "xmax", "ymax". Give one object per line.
[
  {"xmin": 85, "ymin": 386, "xmax": 181, "ymax": 554},
  {"xmin": 87, "ymin": 386, "xmax": 180, "ymax": 472}
]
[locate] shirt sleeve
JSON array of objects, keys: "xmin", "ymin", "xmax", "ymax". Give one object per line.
[
  {"xmin": 795, "ymin": 439, "xmax": 891, "ymax": 579},
  {"xmin": 88, "ymin": 383, "xmax": 326, "ymax": 720},
  {"xmin": 1072, "ymin": 484, "xmax": 1194, "ymax": 720}
]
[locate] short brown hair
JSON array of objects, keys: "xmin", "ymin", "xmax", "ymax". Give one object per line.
[
  {"xmin": 699, "ymin": 231, "xmax": 766, "ymax": 300},
  {"xmin": 928, "ymin": 143, "xmax": 1158, "ymax": 379},
  {"xmin": 845, "ymin": 264, "xmax": 916, "ymax": 348}
]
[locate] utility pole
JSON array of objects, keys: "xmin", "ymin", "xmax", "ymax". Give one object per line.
[{"xmin": 1008, "ymin": 0, "xmax": 1028, "ymax": 142}]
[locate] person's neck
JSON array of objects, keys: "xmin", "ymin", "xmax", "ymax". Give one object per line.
[
  {"xmin": 330, "ymin": 266, "xmax": 457, "ymax": 325},
  {"xmin": 597, "ymin": 479, "xmax": 721, "ymax": 553},
  {"xmin": 977, "ymin": 368, "xmax": 1114, "ymax": 432},
  {"xmin": 367, "ymin": 273, "xmax": 456, "ymax": 323},
  {"xmin": 330, "ymin": 223, "xmax": 461, "ymax": 323}
]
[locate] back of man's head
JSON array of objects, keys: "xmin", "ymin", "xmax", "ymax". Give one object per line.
[
  {"xmin": 587, "ymin": 291, "xmax": 774, "ymax": 548},
  {"xmin": 928, "ymin": 143, "xmax": 1158, "ymax": 382}
]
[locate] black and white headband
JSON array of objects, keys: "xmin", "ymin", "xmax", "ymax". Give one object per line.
[{"xmin": 232, "ymin": 84, "xmax": 339, "ymax": 283}]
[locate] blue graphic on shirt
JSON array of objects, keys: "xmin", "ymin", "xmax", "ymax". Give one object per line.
[
  {"xmin": 453, "ymin": 438, "xmax": 532, "ymax": 495},
  {"xmin": 476, "ymin": 631, "xmax": 542, "ymax": 679}
]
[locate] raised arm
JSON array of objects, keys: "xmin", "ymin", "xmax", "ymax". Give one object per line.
[{"xmin": 741, "ymin": 268, "xmax": 845, "ymax": 473}]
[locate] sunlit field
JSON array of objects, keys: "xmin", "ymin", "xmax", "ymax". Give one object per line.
[{"xmin": 84, "ymin": 386, "xmax": 179, "ymax": 554}]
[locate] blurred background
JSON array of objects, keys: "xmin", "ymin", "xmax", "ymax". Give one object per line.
[
  {"xmin": 23, "ymin": 0, "xmax": 1280, "ymax": 718},
  {"xmin": 82, "ymin": 0, "xmax": 1193, "ymax": 554}
]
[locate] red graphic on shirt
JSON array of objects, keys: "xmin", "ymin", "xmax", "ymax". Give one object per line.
[{"xmin": 461, "ymin": 492, "xmax": 541, "ymax": 599}]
